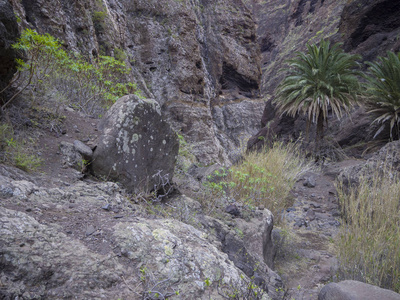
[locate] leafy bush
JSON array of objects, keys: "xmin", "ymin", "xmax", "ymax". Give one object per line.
[
  {"xmin": 364, "ymin": 51, "xmax": 400, "ymax": 140},
  {"xmin": 92, "ymin": 11, "xmax": 107, "ymax": 32},
  {"xmin": 337, "ymin": 165, "xmax": 400, "ymax": 292},
  {"xmin": 1, "ymin": 29, "xmax": 139, "ymax": 116}
]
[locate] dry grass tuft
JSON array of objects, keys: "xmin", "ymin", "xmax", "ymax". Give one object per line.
[
  {"xmin": 336, "ymin": 165, "xmax": 400, "ymax": 292},
  {"xmin": 197, "ymin": 141, "xmax": 315, "ymax": 222}
]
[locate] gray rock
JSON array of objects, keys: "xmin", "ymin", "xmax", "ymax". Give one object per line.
[
  {"xmin": 318, "ymin": 280, "xmax": 400, "ymax": 300},
  {"xmin": 59, "ymin": 141, "xmax": 84, "ymax": 171},
  {"xmin": 91, "ymin": 95, "xmax": 179, "ymax": 193},
  {"xmin": 0, "ymin": 171, "xmax": 281, "ymax": 300},
  {"xmin": 85, "ymin": 224, "xmax": 96, "ymax": 236},
  {"xmin": 303, "ymin": 176, "xmax": 316, "ymax": 188},
  {"xmin": 338, "ymin": 140, "xmax": 400, "ymax": 186},
  {"xmin": 225, "ymin": 204, "xmax": 240, "ymax": 217},
  {"xmin": 73, "ymin": 140, "xmax": 93, "ymax": 160},
  {"xmin": 202, "ymin": 209, "xmax": 284, "ymax": 299},
  {"xmin": 188, "ymin": 163, "xmax": 224, "ymax": 181}
]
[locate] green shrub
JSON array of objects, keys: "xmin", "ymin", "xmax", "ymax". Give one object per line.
[
  {"xmin": 114, "ymin": 48, "xmax": 127, "ymax": 62},
  {"xmin": 0, "ymin": 123, "xmax": 42, "ymax": 172},
  {"xmin": 13, "ymin": 149, "xmax": 43, "ymax": 172},
  {"xmin": 337, "ymin": 165, "xmax": 400, "ymax": 292},
  {"xmin": 92, "ymin": 11, "xmax": 107, "ymax": 32},
  {"xmin": 1, "ymin": 29, "xmax": 140, "ymax": 115}
]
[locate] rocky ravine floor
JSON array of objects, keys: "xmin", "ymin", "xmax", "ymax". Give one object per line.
[
  {"xmin": 274, "ymin": 159, "xmax": 363, "ymax": 300},
  {"xmin": 0, "ymin": 106, "xmax": 365, "ymax": 299}
]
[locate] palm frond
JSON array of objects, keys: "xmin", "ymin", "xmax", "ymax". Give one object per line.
[
  {"xmin": 274, "ymin": 39, "xmax": 361, "ymax": 148},
  {"xmin": 365, "ymin": 51, "xmax": 400, "ymax": 140}
]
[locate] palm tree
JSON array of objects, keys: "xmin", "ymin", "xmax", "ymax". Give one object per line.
[
  {"xmin": 364, "ymin": 51, "xmax": 400, "ymax": 141},
  {"xmin": 274, "ymin": 39, "xmax": 361, "ymax": 151}
]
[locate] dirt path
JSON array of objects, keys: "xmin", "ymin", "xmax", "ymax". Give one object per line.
[{"xmin": 276, "ymin": 160, "xmax": 363, "ymax": 299}]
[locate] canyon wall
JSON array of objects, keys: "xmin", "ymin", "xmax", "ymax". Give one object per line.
[{"xmin": 9, "ymin": 0, "xmax": 265, "ymax": 165}]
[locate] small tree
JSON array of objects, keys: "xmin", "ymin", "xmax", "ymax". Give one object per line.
[
  {"xmin": 364, "ymin": 51, "xmax": 400, "ymax": 141},
  {"xmin": 0, "ymin": 29, "xmax": 138, "ymax": 115},
  {"xmin": 0, "ymin": 29, "xmax": 68, "ymax": 109},
  {"xmin": 274, "ymin": 39, "xmax": 361, "ymax": 151}
]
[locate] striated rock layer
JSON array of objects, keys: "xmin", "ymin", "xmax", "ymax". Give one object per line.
[{"xmin": 9, "ymin": 0, "xmax": 265, "ymax": 165}]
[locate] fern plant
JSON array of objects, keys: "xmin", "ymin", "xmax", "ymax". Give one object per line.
[
  {"xmin": 364, "ymin": 51, "xmax": 400, "ymax": 140},
  {"xmin": 274, "ymin": 39, "xmax": 361, "ymax": 151}
]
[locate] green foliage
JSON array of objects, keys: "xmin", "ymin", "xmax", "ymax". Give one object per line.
[
  {"xmin": 13, "ymin": 149, "xmax": 43, "ymax": 172},
  {"xmin": 114, "ymin": 48, "xmax": 127, "ymax": 62},
  {"xmin": 92, "ymin": 11, "xmax": 107, "ymax": 32},
  {"xmin": 0, "ymin": 123, "xmax": 42, "ymax": 172},
  {"xmin": 2, "ymin": 29, "xmax": 139, "ymax": 115},
  {"xmin": 274, "ymin": 39, "xmax": 361, "ymax": 151},
  {"xmin": 337, "ymin": 165, "xmax": 400, "ymax": 292},
  {"xmin": 364, "ymin": 51, "xmax": 400, "ymax": 140}
]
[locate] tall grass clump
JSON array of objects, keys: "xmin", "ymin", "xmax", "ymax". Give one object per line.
[
  {"xmin": 228, "ymin": 141, "xmax": 314, "ymax": 218},
  {"xmin": 337, "ymin": 166, "xmax": 400, "ymax": 292},
  {"xmin": 202, "ymin": 141, "xmax": 315, "ymax": 221}
]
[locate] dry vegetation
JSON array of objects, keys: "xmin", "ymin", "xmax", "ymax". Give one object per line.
[
  {"xmin": 336, "ymin": 166, "xmax": 400, "ymax": 292},
  {"xmin": 197, "ymin": 141, "xmax": 315, "ymax": 222}
]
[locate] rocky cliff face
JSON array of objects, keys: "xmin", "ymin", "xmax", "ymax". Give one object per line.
[
  {"xmin": 247, "ymin": 0, "xmax": 400, "ymax": 152},
  {"xmin": 9, "ymin": 0, "xmax": 264, "ymax": 165},
  {"xmin": 0, "ymin": 0, "xmax": 18, "ymax": 93}
]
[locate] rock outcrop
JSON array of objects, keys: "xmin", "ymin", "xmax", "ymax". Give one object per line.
[
  {"xmin": 0, "ymin": 164, "xmax": 282, "ymax": 299},
  {"xmin": 91, "ymin": 95, "xmax": 179, "ymax": 193},
  {"xmin": 339, "ymin": 0, "xmax": 400, "ymax": 62},
  {"xmin": 338, "ymin": 140, "xmax": 400, "ymax": 186},
  {"xmin": 318, "ymin": 280, "xmax": 400, "ymax": 300},
  {"xmin": 9, "ymin": 0, "xmax": 264, "ymax": 165},
  {"xmin": 0, "ymin": 0, "xmax": 18, "ymax": 95}
]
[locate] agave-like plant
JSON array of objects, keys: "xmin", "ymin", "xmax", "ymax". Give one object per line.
[
  {"xmin": 365, "ymin": 51, "xmax": 400, "ymax": 140},
  {"xmin": 274, "ymin": 39, "xmax": 361, "ymax": 151}
]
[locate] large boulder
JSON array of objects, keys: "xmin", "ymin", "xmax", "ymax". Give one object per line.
[
  {"xmin": 91, "ymin": 95, "xmax": 179, "ymax": 193},
  {"xmin": 0, "ymin": 0, "xmax": 18, "ymax": 93},
  {"xmin": 318, "ymin": 280, "xmax": 400, "ymax": 300}
]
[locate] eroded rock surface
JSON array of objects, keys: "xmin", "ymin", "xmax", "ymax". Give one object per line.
[
  {"xmin": 0, "ymin": 165, "xmax": 281, "ymax": 299},
  {"xmin": 338, "ymin": 140, "xmax": 400, "ymax": 186},
  {"xmin": 91, "ymin": 95, "xmax": 179, "ymax": 192}
]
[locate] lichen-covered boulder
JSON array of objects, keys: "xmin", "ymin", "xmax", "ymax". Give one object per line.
[{"xmin": 91, "ymin": 95, "xmax": 179, "ymax": 192}]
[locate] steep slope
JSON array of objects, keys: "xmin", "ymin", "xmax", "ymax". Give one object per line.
[{"xmin": 9, "ymin": 0, "xmax": 265, "ymax": 165}]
